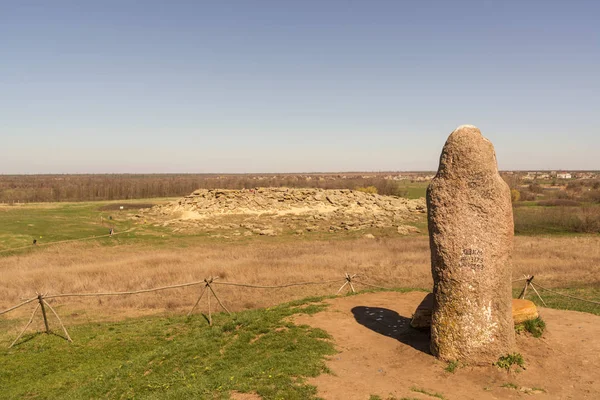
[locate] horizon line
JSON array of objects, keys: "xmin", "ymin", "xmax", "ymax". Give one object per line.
[{"xmin": 1, "ymin": 169, "xmax": 598, "ymax": 176}]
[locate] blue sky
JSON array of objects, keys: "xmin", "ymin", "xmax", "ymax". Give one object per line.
[{"xmin": 1, "ymin": 0, "xmax": 598, "ymax": 173}]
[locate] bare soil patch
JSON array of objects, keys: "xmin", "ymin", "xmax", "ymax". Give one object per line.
[
  {"xmin": 293, "ymin": 291, "xmax": 600, "ymax": 400},
  {"xmin": 229, "ymin": 391, "xmax": 261, "ymax": 400}
]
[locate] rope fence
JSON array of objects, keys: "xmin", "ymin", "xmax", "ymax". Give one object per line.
[
  {"xmin": 0, "ymin": 273, "xmax": 365, "ymax": 348},
  {"xmin": 0, "ymin": 228, "xmax": 135, "ymax": 255},
  {"xmin": 212, "ymin": 279, "xmax": 345, "ymax": 290},
  {"xmin": 1, "ymin": 273, "xmax": 597, "ymax": 348},
  {"xmin": 530, "ymin": 281, "xmax": 600, "ymax": 306}
]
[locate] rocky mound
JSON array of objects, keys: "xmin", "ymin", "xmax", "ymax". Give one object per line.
[{"xmin": 138, "ymin": 188, "xmax": 426, "ymax": 236}]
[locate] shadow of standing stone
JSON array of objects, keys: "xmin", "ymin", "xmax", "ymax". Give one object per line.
[{"xmin": 351, "ymin": 306, "xmax": 431, "ymax": 355}]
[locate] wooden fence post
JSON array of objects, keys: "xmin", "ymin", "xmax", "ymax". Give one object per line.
[
  {"xmin": 519, "ymin": 276, "xmax": 534, "ymax": 299},
  {"xmin": 38, "ymin": 294, "xmax": 50, "ymax": 334},
  {"xmin": 336, "ymin": 273, "xmax": 357, "ymax": 295},
  {"xmin": 207, "ymin": 283, "xmax": 212, "ymax": 326}
]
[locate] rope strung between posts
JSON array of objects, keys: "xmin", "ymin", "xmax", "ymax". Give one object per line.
[
  {"xmin": 531, "ymin": 282, "xmax": 600, "ymax": 306},
  {"xmin": 0, "ymin": 278, "xmax": 346, "ymax": 316},
  {"xmin": 3, "ymin": 274, "xmax": 348, "ymax": 346},
  {"xmin": 3, "ymin": 274, "xmax": 597, "ymax": 317},
  {"xmin": 44, "ymin": 279, "xmax": 207, "ymax": 300},
  {"xmin": 3, "ymin": 272, "xmax": 598, "ymax": 348},
  {"xmin": 0, "ymin": 297, "xmax": 38, "ymax": 316},
  {"xmin": 212, "ymin": 279, "xmax": 344, "ymax": 289},
  {"xmin": 0, "ymin": 228, "xmax": 135, "ymax": 255},
  {"xmin": 517, "ymin": 276, "xmax": 547, "ymax": 306},
  {"xmin": 354, "ymin": 277, "xmax": 535, "ymax": 291}
]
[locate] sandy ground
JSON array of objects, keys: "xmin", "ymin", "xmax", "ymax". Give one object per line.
[{"xmin": 293, "ymin": 291, "xmax": 600, "ymax": 400}]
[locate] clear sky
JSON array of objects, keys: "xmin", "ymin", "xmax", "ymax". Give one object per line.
[{"xmin": 1, "ymin": 0, "xmax": 598, "ymax": 173}]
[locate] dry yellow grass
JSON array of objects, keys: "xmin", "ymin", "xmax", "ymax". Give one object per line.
[{"xmin": 1, "ymin": 236, "xmax": 598, "ymax": 325}]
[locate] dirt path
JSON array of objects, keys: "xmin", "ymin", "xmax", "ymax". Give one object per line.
[{"xmin": 293, "ymin": 291, "xmax": 600, "ymax": 400}]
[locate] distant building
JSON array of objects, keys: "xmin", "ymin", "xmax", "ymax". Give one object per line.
[
  {"xmin": 523, "ymin": 173, "xmax": 535, "ymax": 181},
  {"xmin": 557, "ymin": 172, "xmax": 572, "ymax": 179},
  {"xmin": 576, "ymin": 172, "xmax": 595, "ymax": 179}
]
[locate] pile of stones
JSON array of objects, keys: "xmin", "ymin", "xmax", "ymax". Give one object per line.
[{"xmin": 136, "ymin": 188, "xmax": 426, "ymax": 236}]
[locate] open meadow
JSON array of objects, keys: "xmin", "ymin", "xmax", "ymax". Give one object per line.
[
  {"xmin": 1, "ymin": 198, "xmax": 598, "ymax": 320},
  {"xmin": 3, "ymin": 1, "xmax": 600, "ymax": 397},
  {"xmin": 1, "ymin": 196, "xmax": 599, "ymax": 399}
]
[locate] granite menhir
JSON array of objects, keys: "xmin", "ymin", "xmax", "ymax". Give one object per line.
[{"xmin": 427, "ymin": 125, "xmax": 515, "ymax": 364}]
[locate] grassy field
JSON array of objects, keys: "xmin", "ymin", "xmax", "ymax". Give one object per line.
[
  {"xmin": 1, "ymin": 197, "xmax": 599, "ymax": 399},
  {"xmin": 0, "ymin": 197, "xmax": 419, "ymax": 255},
  {"xmin": 0, "ymin": 199, "xmax": 598, "ymax": 318},
  {"xmin": 0, "ymin": 297, "xmax": 337, "ymax": 400},
  {"xmin": 1, "ymin": 186, "xmax": 597, "ymax": 257},
  {"xmin": 0, "ymin": 200, "xmax": 169, "ymax": 253},
  {"xmin": 0, "ymin": 202, "xmax": 118, "ymax": 250},
  {"xmin": 394, "ymin": 181, "xmax": 428, "ymax": 199},
  {"xmin": 513, "ymin": 203, "xmax": 600, "ymax": 234},
  {"xmin": 513, "ymin": 286, "xmax": 600, "ymax": 315}
]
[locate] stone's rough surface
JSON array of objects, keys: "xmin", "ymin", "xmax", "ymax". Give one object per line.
[
  {"xmin": 427, "ymin": 125, "xmax": 515, "ymax": 364},
  {"xmin": 512, "ymin": 299, "xmax": 539, "ymax": 324},
  {"xmin": 410, "ymin": 295, "xmax": 539, "ymax": 329}
]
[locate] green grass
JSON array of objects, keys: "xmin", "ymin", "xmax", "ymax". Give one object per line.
[
  {"xmin": 4, "ymin": 196, "xmax": 600, "ymax": 258},
  {"xmin": 0, "ymin": 298, "xmax": 336, "ymax": 400},
  {"xmin": 410, "ymin": 387, "xmax": 446, "ymax": 399},
  {"xmin": 0, "ymin": 198, "xmax": 429, "ymax": 256},
  {"xmin": 0, "ymin": 200, "xmax": 174, "ymax": 254},
  {"xmin": 0, "ymin": 199, "xmax": 285, "ymax": 254},
  {"xmin": 512, "ymin": 286, "xmax": 600, "ymax": 316},
  {"xmin": 495, "ymin": 353, "xmax": 525, "ymax": 371},
  {"xmin": 0, "ymin": 203, "xmax": 113, "ymax": 250},
  {"xmin": 513, "ymin": 204, "xmax": 600, "ymax": 235},
  {"xmin": 395, "ymin": 182, "xmax": 428, "ymax": 199},
  {"xmin": 501, "ymin": 383, "xmax": 518, "ymax": 389},
  {"xmin": 444, "ymin": 360, "xmax": 460, "ymax": 373},
  {"xmin": 515, "ymin": 317, "xmax": 546, "ymax": 338}
]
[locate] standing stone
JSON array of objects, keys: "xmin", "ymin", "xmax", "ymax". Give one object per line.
[{"xmin": 427, "ymin": 125, "xmax": 515, "ymax": 364}]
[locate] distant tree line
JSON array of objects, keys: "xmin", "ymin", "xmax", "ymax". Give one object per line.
[
  {"xmin": 506, "ymin": 178, "xmax": 600, "ymax": 204},
  {"xmin": 0, "ymin": 174, "xmax": 422, "ymax": 203}
]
